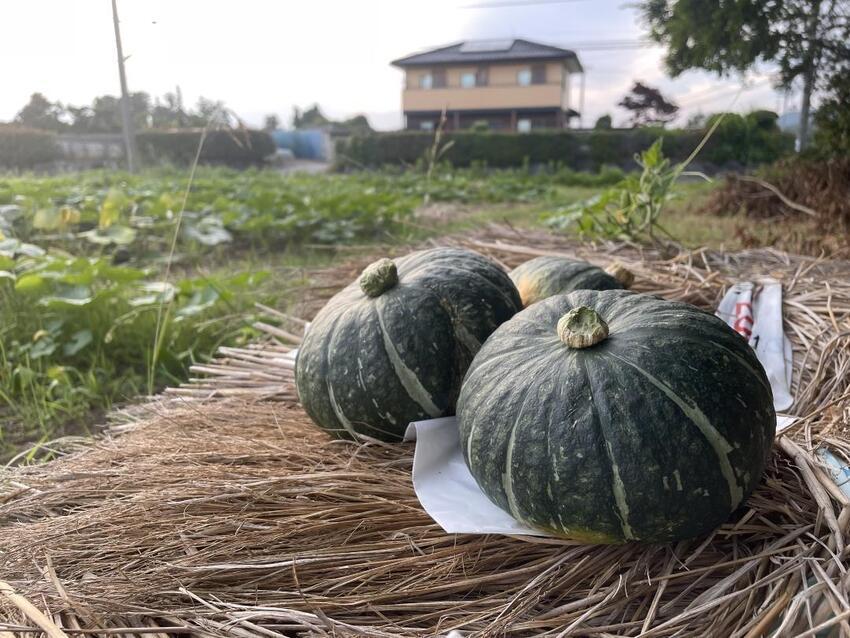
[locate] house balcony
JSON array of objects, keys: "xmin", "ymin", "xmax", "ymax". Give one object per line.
[{"xmin": 402, "ymin": 83, "xmax": 564, "ymax": 112}]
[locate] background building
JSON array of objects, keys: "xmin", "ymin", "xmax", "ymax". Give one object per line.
[{"xmin": 391, "ymin": 38, "xmax": 584, "ymax": 132}]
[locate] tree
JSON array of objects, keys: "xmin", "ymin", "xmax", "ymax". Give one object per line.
[
  {"xmin": 292, "ymin": 104, "xmax": 331, "ymax": 129},
  {"xmin": 263, "ymin": 114, "xmax": 280, "ymax": 131},
  {"xmin": 151, "ymin": 90, "xmax": 187, "ymax": 128},
  {"xmin": 193, "ymin": 97, "xmax": 227, "ymax": 127},
  {"xmin": 641, "ymin": 0, "xmax": 850, "ymax": 149},
  {"xmin": 83, "ymin": 92, "xmax": 150, "ymax": 132},
  {"xmin": 813, "ymin": 65, "xmax": 850, "ymax": 155},
  {"xmin": 685, "ymin": 113, "xmax": 706, "ymax": 129},
  {"xmin": 594, "ymin": 114, "xmax": 613, "ymax": 129},
  {"xmin": 618, "ymin": 82, "xmax": 679, "ymax": 127},
  {"xmin": 89, "ymin": 95, "xmax": 122, "ymax": 132},
  {"xmin": 14, "ymin": 93, "xmax": 66, "ymax": 131},
  {"xmin": 12, "ymin": 90, "xmax": 234, "ymax": 133},
  {"xmin": 339, "ymin": 114, "xmax": 373, "ymax": 134},
  {"xmin": 66, "ymin": 105, "xmax": 95, "ymax": 132}
]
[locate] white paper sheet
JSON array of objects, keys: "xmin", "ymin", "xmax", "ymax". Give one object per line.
[
  {"xmin": 404, "ymin": 417, "xmax": 542, "ymax": 536},
  {"xmin": 405, "ymin": 413, "xmax": 796, "ymax": 537}
]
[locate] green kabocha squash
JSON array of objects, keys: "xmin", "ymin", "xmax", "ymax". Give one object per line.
[
  {"xmin": 458, "ymin": 289, "xmax": 775, "ymax": 543},
  {"xmin": 510, "ymin": 256, "xmax": 631, "ymax": 306},
  {"xmin": 296, "ymin": 248, "xmax": 522, "ymax": 442}
]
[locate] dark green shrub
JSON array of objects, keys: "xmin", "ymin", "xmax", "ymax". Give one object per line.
[
  {"xmin": 0, "ymin": 126, "xmax": 60, "ymax": 169},
  {"xmin": 746, "ymin": 109, "xmax": 781, "ymax": 132},
  {"xmin": 813, "ymin": 68, "xmax": 850, "ymax": 157},
  {"xmin": 137, "ymin": 129, "xmax": 275, "ymax": 167},
  {"xmin": 701, "ymin": 112, "xmax": 794, "ymax": 166},
  {"xmin": 337, "ymin": 126, "xmax": 786, "ymax": 172},
  {"xmin": 594, "ymin": 115, "xmax": 613, "ymax": 130}
]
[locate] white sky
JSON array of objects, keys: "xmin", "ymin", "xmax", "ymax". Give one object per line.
[{"xmin": 1, "ymin": 0, "xmax": 797, "ymax": 130}]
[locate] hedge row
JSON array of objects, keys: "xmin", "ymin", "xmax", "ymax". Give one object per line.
[
  {"xmin": 137, "ymin": 129, "xmax": 276, "ymax": 167},
  {"xmin": 336, "ymin": 119, "xmax": 794, "ymax": 171},
  {"xmin": 0, "ymin": 126, "xmax": 60, "ymax": 169},
  {"xmin": 0, "ymin": 128, "xmax": 275, "ymax": 170}
]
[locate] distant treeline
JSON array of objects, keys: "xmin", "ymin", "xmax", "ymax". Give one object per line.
[
  {"xmin": 336, "ymin": 111, "xmax": 794, "ymax": 172},
  {"xmin": 9, "ymin": 90, "xmax": 229, "ymax": 134},
  {"xmin": 0, "ymin": 126, "xmax": 275, "ymax": 170}
]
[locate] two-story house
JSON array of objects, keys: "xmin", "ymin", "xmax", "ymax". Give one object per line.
[{"xmin": 391, "ymin": 38, "xmax": 583, "ymax": 132}]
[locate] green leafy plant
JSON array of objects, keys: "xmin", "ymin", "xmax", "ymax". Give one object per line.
[
  {"xmin": 0, "ymin": 244, "xmax": 267, "ymax": 462},
  {"xmin": 546, "ymin": 139, "xmax": 683, "ymax": 242}
]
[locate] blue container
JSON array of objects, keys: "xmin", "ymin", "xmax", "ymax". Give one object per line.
[{"xmin": 271, "ymin": 129, "xmax": 328, "ymax": 160}]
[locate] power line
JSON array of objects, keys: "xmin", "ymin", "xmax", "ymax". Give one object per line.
[
  {"xmin": 468, "ymin": 38, "xmax": 656, "ymax": 50},
  {"xmin": 571, "ymin": 41, "xmax": 655, "ymax": 50},
  {"xmin": 676, "ymin": 77, "xmax": 776, "ymax": 110},
  {"xmin": 460, "ymin": 0, "xmax": 591, "ymax": 8}
]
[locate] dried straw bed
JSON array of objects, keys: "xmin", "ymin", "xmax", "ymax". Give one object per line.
[{"xmin": 1, "ymin": 227, "xmax": 849, "ymax": 637}]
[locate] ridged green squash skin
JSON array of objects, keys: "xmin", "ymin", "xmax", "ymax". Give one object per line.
[
  {"xmin": 510, "ymin": 256, "xmax": 623, "ymax": 306},
  {"xmin": 458, "ymin": 289, "xmax": 776, "ymax": 543},
  {"xmin": 296, "ymin": 248, "xmax": 522, "ymax": 442}
]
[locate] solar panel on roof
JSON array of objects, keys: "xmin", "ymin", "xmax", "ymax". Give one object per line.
[{"xmin": 459, "ymin": 39, "xmax": 514, "ymax": 53}]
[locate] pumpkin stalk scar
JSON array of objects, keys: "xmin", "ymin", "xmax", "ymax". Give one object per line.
[
  {"xmin": 558, "ymin": 307, "xmax": 609, "ymax": 349},
  {"xmin": 375, "ymin": 303, "xmax": 441, "ymax": 418},
  {"xmin": 359, "ymin": 258, "xmax": 398, "ymax": 297},
  {"xmin": 609, "ymin": 352, "xmax": 744, "ymax": 508},
  {"xmin": 605, "ymin": 262, "xmax": 635, "ymax": 288}
]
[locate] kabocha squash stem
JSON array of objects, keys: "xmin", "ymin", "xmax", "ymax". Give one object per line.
[
  {"xmin": 359, "ymin": 258, "xmax": 399, "ymax": 297},
  {"xmin": 557, "ymin": 306, "xmax": 609, "ymax": 348},
  {"xmin": 605, "ymin": 262, "xmax": 635, "ymax": 288}
]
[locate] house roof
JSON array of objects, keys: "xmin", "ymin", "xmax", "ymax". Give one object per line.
[{"xmin": 391, "ymin": 38, "xmax": 583, "ymax": 72}]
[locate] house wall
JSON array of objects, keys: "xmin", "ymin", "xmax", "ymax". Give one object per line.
[
  {"xmin": 402, "ymin": 61, "xmax": 570, "ymax": 112},
  {"xmin": 405, "ymin": 108, "xmax": 563, "ymax": 131}
]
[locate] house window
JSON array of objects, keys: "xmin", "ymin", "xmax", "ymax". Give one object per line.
[
  {"xmin": 476, "ymin": 66, "xmax": 489, "ymax": 86},
  {"xmin": 517, "ymin": 69, "xmax": 532, "ymax": 86},
  {"xmin": 419, "ymin": 73, "xmax": 433, "ymax": 89},
  {"xmin": 518, "ymin": 65, "xmax": 547, "ymax": 86},
  {"xmin": 419, "ymin": 121, "xmax": 434, "ymax": 131},
  {"xmin": 517, "ymin": 118, "xmax": 532, "ymax": 133},
  {"xmin": 432, "ymin": 69, "xmax": 447, "ymax": 88},
  {"xmin": 531, "ymin": 64, "xmax": 547, "ymax": 84},
  {"xmin": 460, "ymin": 72, "xmax": 476, "ymax": 88}
]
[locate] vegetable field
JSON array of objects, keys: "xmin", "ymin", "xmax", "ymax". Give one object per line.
[{"xmin": 0, "ymin": 166, "xmax": 619, "ymax": 460}]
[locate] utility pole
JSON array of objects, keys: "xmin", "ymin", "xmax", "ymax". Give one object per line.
[
  {"xmin": 798, "ymin": 0, "xmax": 822, "ymax": 151},
  {"xmin": 111, "ymin": 0, "xmax": 137, "ymax": 172},
  {"xmin": 579, "ymin": 71, "xmax": 586, "ymax": 129}
]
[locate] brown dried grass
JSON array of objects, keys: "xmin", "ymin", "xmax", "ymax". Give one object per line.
[
  {"xmin": 1, "ymin": 226, "xmax": 849, "ymax": 637},
  {"xmin": 699, "ymin": 157, "xmax": 850, "ymax": 257}
]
